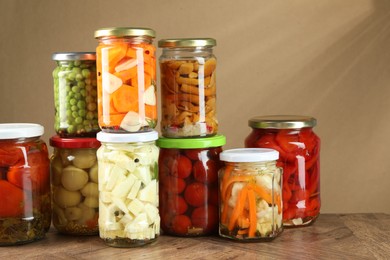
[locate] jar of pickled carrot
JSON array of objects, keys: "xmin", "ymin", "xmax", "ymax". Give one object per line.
[
  {"xmin": 218, "ymin": 148, "xmax": 283, "ymax": 241},
  {"xmin": 245, "ymin": 115, "xmax": 321, "ymax": 227},
  {"xmin": 95, "ymin": 27, "xmax": 157, "ymax": 133},
  {"xmin": 157, "ymin": 135, "xmax": 226, "ymax": 236},
  {"xmin": 158, "ymin": 38, "xmax": 218, "ymax": 137},
  {"xmin": 50, "ymin": 136, "xmax": 101, "ymax": 235},
  {"xmin": 0, "ymin": 123, "xmax": 51, "ymax": 245}
]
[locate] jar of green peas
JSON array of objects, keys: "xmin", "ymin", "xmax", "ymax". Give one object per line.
[{"xmin": 52, "ymin": 52, "xmax": 99, "ymax": 137}]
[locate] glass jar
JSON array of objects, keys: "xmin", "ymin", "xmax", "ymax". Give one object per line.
[
  {"xmin": 95, "ymin": 27, "xmax": 157, "ymax": 133},
  {"xmin": 0, "ymin": 124, "xmax": 51, "ymax": 245},
  {"xmin": 52, "ymin": 52, "xmax": 99, "ymax": 137},
  {"xmin": 49, "ymin": 136, "xmax": 101, "ymax": 235},
  {"xmin": 158, "ymin": 38, "xmax": 218, "ymax": 138},
  {"xmin": 96, "ymin": 130, "xmax": 159, "ymax": 247},
  {"xmin": 245, "ymin": 115, "xmax": 321, "ymax": 227},
  {"xmin": 218, "ymin": 148, "xmax": 283, "ymax": 241},
  {"xmin": 156, "ymin": 135, "xmax": 226, "ymax": 236}
]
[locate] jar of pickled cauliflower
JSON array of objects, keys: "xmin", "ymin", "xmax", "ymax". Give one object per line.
[
  {"xmin": 245, "ymin": 115, "xmax": 321, "ymax": 227},
  {"xmin": 0, "ymin": 124, "xmax": 51, "ymax": 245},
  {"xmin": 95, "ymin": 27, "xmax": 157, "ymax": 133},
  {"xmin": 96, "ymin": 130, "xmax": 160, "ymax": 247},
  {"xmin": 52, "ymin": 52, "xmax": 99, "ymax": 137},
  {"xmin": 50, "ymin": 136, "xmax": 101, "ymax": 235},
  {"xmin": 157, "ymin": 135, "xmax": 226, "ymax": 236},
  {"xmin": 218, "ymin": 148, "xmax": 283, "ymax": 241},
  {"xmin": 159, "ymin": 38, "xmax": 218, "ymax": 137}
]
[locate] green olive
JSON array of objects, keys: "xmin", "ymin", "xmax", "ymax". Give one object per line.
[
  {"xmin": 54, "ymin": 187, "xmax": 82, "ymax": 208},
  {"xmin": 61, "ymin": 165, "xmax": 89, "ymax": 191}
]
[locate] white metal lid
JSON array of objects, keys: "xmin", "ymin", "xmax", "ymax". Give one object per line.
[
  {"xmin": 0, "ymin": 123, "xmax": 44, "ymax": 139},
  {"xmin": 220, "ymin": 148, "xmax": 279, "ymax": 162},
  {"xmin": 97, "ymin": 130, "xmax": 159, "ymax": 143}
]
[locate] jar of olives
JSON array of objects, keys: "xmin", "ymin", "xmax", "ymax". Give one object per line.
[
  {"xmin": 95, "ymin": 27, "xmax": 157, "ymax": 133},
  {"xmin": 0, "ymin": 123, "xmax": 51, "ymax": 245},
  {"xmin": 52, "ymin": 52, "xmax": 99, "ymax": 137},
  {"xmin": 96, "ymin": 130, "xmax": 160, "ymax": 247},
  {"xmin": 158, "ymin": 38, "xmax": 218, "ymax": 137},
  {"xmin": 157, "ymin": 135, "xmax": 225, "ymax": 236},
  {"xmin": 50, "ymin": 136, "xmax": 101, "ymax": 235}
]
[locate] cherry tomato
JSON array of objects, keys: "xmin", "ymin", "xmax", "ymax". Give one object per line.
[
  {"xmin": 171, "ymin": 155, "xmax": 192, "ymax": 179},
  {"xmin": 161, "ymin": 175, "xmax": 186, "ymax": 194},
  {"xmin": 184, "ymin": 149, "xmax": 203, "ymax": 161},
  {"xmin": 184, "ymin": 182, "xmax": 207, "ymax": 207},
  {"xmin": 191, "ymin": 205, "xmax": 218, "ymax": 233},
  {"xmin": 0, "ymin": 180, "xmax": 27, "ymax": 217},
  {"xmin": 0, "ymin": 145, "xmax": 24, "ymax": 167},
  {"xmin": 167, "ymin": 195, "xmax": 188, "ymax": 215},
  {"xmin": 193, "ymin": 160, "xmax": 218, "ymax": 184},
  {"xmin": 172, "ymin": 215, "xmax": 192, "ymax": 235}
]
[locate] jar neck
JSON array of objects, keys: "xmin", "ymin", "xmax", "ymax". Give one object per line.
[
  {"xmin": 0, "ymin": 136, "xmax": 40, "ymax": 144},
  {"xmin": 225, "ymin": 160, "xmax": 276, "ymax": 169},
  {"xmin": 161, "ymin": 46, "xmax": 214, "ymax": 59},
  {"xmin": 98, "ymin": 35, "xmax": 154, "ymax": 45}
]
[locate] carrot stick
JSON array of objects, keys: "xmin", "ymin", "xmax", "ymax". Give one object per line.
[
  {"xmin": 222, "ymin": 175, "xmax": 253, "ymax": 203},
  {"xmin": 228, "ymin": 186, "xmax": 248, "ymax": 231},
  {"xmin": 237, "ymin": 229, "xmax": 248, "ymax": 235},
  {"xmin": 247, "ymin": 183, "xmax": 281, "ymax": 213},
  {"xmin": 247, "ymin": 189, "xmax": 257, "ymax": 237}
]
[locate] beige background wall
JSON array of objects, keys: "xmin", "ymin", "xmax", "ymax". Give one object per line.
[{"xmin": 0, "ymin": 0, "xmax": 389, "ymax": 214}]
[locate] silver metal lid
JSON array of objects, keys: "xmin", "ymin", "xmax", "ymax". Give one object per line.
[{"xmin": 52, "ymin": 52, "xmax": 96, "ymax": 61}]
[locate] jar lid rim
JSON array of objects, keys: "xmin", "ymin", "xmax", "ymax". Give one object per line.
[
  {"xmin": 157, "ymin": 135, "xmax": 226, "ymax": 149},
  {"xmin": 249, "ymin": 115, "xmax": 317, "ymax": 129},
  {"xmin": 158, "ymin": 38, "xmax": 216, "ymax": 48},
  {"xmin": 50, "ymin": 136, "xmax": 101, "ymax": 148},
  {"xmin": 52, "ymin": 52, "xmax": 96, "ymax": 61},
  {"xmin": 0, "ymin": 123, "xmax": 44, "ymax": 139},
  {"xmin": 94, "ymin": 27, "xmax": 156, "ymax": 38},
  {"xmin": 220, "ymin": 148, "xmax": 279, "ymax": 162},
  {"xmin": 96, "ymin": 130, "xmax": 158, "ymax": 143}
]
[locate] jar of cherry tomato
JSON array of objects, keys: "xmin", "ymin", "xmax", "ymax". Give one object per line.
[
  {"xmin": 50, "ymin": 136, "xmax": 101, "ymax": 235},
  {"xmin": 218, "ymin": 148, "xmax": 283, "ymax": 241},
  {"xmin": 94, "ymin": 27, "xmax": 157, "ymax": 133},
  {"xmin": 52, "ymin": 52, "xmax": 99, "ymax": 137},
  {"xmin": 156, "ymin": 135, "xmax": 226, "ymax": 236},
  {"xmin": 96, "ymin": 130, "xmax": 160, "ymax": 247},
  {"xmin": 0, "ymin": 123, "xmax": 51, "ymax": 245},
  {"xmin": 245, "ymin": 115, "xmax": 321, "ymax": 227},
  {"xmin": 158, "ymin": 38, "xmax": 218, "ymax": 137}
]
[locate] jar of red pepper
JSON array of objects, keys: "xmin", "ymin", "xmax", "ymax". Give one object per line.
[
  {"xmin": 157, "ymin": 135, "xmax": 226, "ymax": 236},
  {"xmin": 245, "ymin": 115, "xmax": 321, "ymax": 227}
]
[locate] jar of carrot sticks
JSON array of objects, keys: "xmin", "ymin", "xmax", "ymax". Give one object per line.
[
  {"xmin": 245, "ymin": 115, "xmax": 321, "ymax": 227},
  {"xmin": 94, "ymin": 27, "xmax": 157, "ymax": 133},
  {"xmin": 218, "ymin": 148, "xmax": 283, "ymax": 241},
  {"xmin": 158, "ymin": 38, "xmax": 218, "ymax": 138}
]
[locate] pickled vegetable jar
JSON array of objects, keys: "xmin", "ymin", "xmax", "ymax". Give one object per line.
[
  {"xmin": 219, "ymin": 148, "xmax": 283, "ymax": 241},
  {"xmin": 0, "ymin": 124, "xmax": 51, "ymax": 245},
  {"xmin": 159, "ymin": 38, "xmax": 218, "ymax": 137},
  {"xmin": 50, "ymin": 136, "xmax": 101, "ymax": 235},
  {"xmin": 157, "ymin": 135, "xmax": 226, "ymax": 236},
  {"xmin": 96, "ymin": 131, "xmax": 159, "ymax": 247},
  {"xmin": 245, "ymin": 115, "xmax": 321, "ymax": 227},
  {"xmin": 95, "ymin": 27, "xmax": 157, "ymax": 133},
  {"xmin": 52, "ymin": 52, "xmax": 99, "ymax": 137}
]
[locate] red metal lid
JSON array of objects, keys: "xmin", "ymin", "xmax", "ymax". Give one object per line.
[{"xmin": 50, "ymin": 135, "xmax": 101, "ymax": 149}]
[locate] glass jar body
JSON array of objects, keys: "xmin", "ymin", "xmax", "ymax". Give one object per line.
[
  {"xmin": 219, "ymin": 161, "xmax": 283, "ymax": 241},
  {"xmin": 0, "ymin": 137, "xmax": 51, "ymax": 245},
  {"xmin": 245, "ymin": 127, "xmax": 321, "ymax": 226},
  {"xmin": 96, "ymin": 36, "xmax": 157, "ymax": 133},
  {"xmin": 159, "ymin": 47, "xmax": 218, "ymax": 137},
  {"xmin": 97, "ymin": 140, "xmax": 160, "ymax": 247},
  {"xmin": 158, "ymin": 146, "xmax": 223, "ymax": 236},
  {"xmin": 52, "ymin": 58, "xmax": 99, "ymax": 137},
  {"xmin": 50, "ymin": 145, "xmax": 100, "ymax": 235}
]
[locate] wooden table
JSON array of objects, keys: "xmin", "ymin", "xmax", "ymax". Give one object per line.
[{"xmin": 1, "ymin": 214, "xmax": 389, "ymax": 259}]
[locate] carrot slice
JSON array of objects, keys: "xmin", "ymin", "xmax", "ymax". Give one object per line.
[
  {"xmin": 247, "ymin": 189, "xmax": 257, "ymax": 237},
  {"xmin": 228, "ymin": 186, "xmax": 248, "ymax": 231},
  {"xmin": 103, "ymin": 44, "xmax": 127, "ymax": 72},
  {"xmin": 145, "ymin": 104, "xmax": 157, "ymax": 121},
  {"xmin": 111, "ymin": 85, "xmax": 138, "ymax": 113},
  {"xmin": 126, "ymin": 47, "xmax": 137, "ymax": 58},
  {"xmin": 114, "ymin": 66, "xmax": 138, "ymax": 83}
]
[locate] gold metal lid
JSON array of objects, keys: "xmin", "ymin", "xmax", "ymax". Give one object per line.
[
  {"xmin": 94, "ymin": 27, "xmax": 156, "ymax": 38},
  {"xmin": 158, "ymin": 38, "xmax": 216, "ymax": 48},
  {"xmin": 248, "ymin": 115, "xmax": 317, "ymax": 129}
]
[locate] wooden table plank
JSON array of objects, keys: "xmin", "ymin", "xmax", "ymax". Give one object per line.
[{"xmin": 1, "ymin": 214, "xmax": 389, "ymax": 259}]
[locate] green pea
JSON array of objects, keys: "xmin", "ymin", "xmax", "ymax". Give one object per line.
[
  {"xmin": 79, "ymin": 109, "xmax": 86, "ymax": 117},
  {"xmin": 71, "ymin": 111, "xmax": 78, "ymax": 118},
  {"xmin": 85, "ymin": 96, "xmax": 93, "ymax": 103},
  {"xmin": 76, "ymin": 74, "xmax": 83, "ymax": 81},
  {"xmin": 85, "ymin": 79, "xmax": 92, "ymax": 85},
  {"xmin": 86, "ymin": 111, "xmax": 94, "ymax": 120},
  {"xmin": 80, "ymin": 89, "xmax": 86, "ymax": 97},
  {"xmin": 68, "ymin": 125, "xmax": 76, "ymax": 134},
  {"xmin": 72, "ymin": 86, "xmax": 80, "ymax": 93},
  {"xmin": 74, "ymin": 93, "xmax": 81, "ymax": 100},
  {"xmin": 71, "ymin": 105, "xmax": 78, "ymax": 112},
  {"xmin": 91, "ymin": 89, "xmax": 97, "ymax": 97},
  {"xmin": 67, "ymin": 72, "xmax": 76, "ymax": 81},
  {"xmin": 85, "ymin": 125, "xmax": 92, "ymax": 132},
  {"xmin": 82, "ymin": 69, "xmax": 91, "ymax": 78},
  {"xmin": 77, "ymin": 100, "xmax": 86, "ymax": 109},
  {"xmin": 75, "ymin": 117, "xmax": 83, "ymax": 124},
  {"xmin": 74, "ymin": 60, "xmax": 81, "ymax": 67},
  {"xmin": 87, "ymin": 103, "xmax": 97, "ymax": 111},
  {"xmin": 69, "ymin": 98, "xmax": 77, "ymax": 106}
]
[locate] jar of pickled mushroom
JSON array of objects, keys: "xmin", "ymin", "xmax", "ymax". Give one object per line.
[
  {"xmin": 0, "ymin": 123, "xmax": 51, "ymax": 245},
  {"xmin": 158, "ymin": 38, "xmax": 218, "ymax": 137},
  {"xmin": 245, "ymin": 115, "xmax": 321, "ymax": 227},
  {"xmin": 96, "ymin": 130, "xmax": 159, "ymax": 247},
  {"xmin": 94, "ymin": 27, "xmax": 157, "ymax": 133},
  {"xmin": 49, "ymin": 136, "xmax": 101, "ymax": 235},
  {"xmin": 218, "ymin": 148, "xmax": 283, "ymax": 241},
  {"xmin": 52, "ymin": 52, "xmax": 99, "ymax": 137},
  {"xmin": 157, "ymin": 135, "xmax": 226, "ymax": 236}
]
